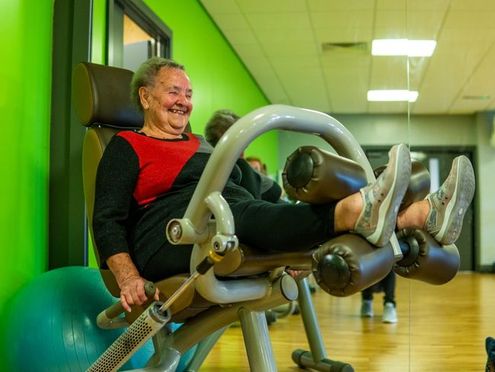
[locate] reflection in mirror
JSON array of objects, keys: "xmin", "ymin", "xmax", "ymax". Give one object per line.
[
  {"xmin": 406, "ymin": 3, "xmax": 492, "ymax": 371},
  {"xmin": 125, "ymin": 1, "xmax": 493, "ymax": 370}
]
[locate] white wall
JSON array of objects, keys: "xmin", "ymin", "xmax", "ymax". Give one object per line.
[{"xmin": 278, "ymin": 114, "xmax": 476, "ymax": 159}]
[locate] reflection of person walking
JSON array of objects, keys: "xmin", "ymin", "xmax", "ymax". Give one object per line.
[{"xmin": 360, "ymin": 271, "xmax": 397, "ymax": 323}]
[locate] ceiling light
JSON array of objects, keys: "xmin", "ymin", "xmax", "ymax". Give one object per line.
[
  {"xmin": 367, "ymin": 90, "xmax": 418, "ymax": 102},
  {"xmin": 372, "ymin": 39, "xmax": 436, "ymax": 57}
]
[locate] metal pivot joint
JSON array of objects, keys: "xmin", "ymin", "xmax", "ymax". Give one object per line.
[{"xmin": 166, "ymin": 191, "xmax": 238, "ymax": 252}]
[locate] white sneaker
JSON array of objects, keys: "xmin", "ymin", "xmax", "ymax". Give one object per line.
[
  {"xmin": 382, "ymin": 302, "xmax": 398, "ymax": 323},
  {"xmin": 361, "ymin": 300, "xmax": 373, "ymax": 318},
  {"xmin": 424, "ymin": 155, "xmax": 475, "ymax": 245}
]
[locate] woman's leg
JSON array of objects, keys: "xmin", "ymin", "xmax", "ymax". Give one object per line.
[
  {"xmin": 382, "ymin": 271, "xmax": 396, "ymax": 306},
  {"xmin": 361, "ymin": 287, "xmax": 374, "ymax": 318},
  {"xmin": 361, "ymin": 287, "xmax": 374, "ymax": 301},
  {"xmin": 233, "ymin": 144, "xmax": 412, "ymax": 251},
  {"xmin": 231, "ymin": 200, "xmax": 337, "ymax": 252}
]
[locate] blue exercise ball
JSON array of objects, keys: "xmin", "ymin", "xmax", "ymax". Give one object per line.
[{"xmin": 3, "ymin": 266, "xmax": 155, "ymax": 371}]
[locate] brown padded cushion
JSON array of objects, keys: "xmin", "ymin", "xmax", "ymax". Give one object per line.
[
  {"xmin": 312, "ymin": 234, "xmax": 395, "ymax": 297},
  {"xmin": 214, "ymin": 243, "xmax": 314, "ymax": 276},
  {"xmin": 82, "ymin": 127, "xmax": 119, "ymax": 266},
  {"xmin": 394, "ymin": 228, "xmax": 460, "ymax": 285},
  {"xmin": 282, "ymin": 146, "xmax": 367, "ymax": 203},
  {"xmin": 72, "ymin": 62, "xmax": 143, "ymax": 128}
]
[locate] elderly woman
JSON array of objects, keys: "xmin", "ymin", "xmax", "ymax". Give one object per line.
[{"xmin": 93, "ymin": 57, "xmax": 475, "ymax": 312}]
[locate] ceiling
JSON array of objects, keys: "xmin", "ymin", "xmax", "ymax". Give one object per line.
[{"xmin": 199, "ymin": 0, "xmax": 495, "ymax": 115}]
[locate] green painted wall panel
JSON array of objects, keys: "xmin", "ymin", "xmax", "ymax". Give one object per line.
[
  {"xmin": 86, "ymin": 0, "xmax": 108, "ymax": 269},
  {"xmin": 144, "ymin": 0, "xmax": 278, "ymax": 175},
  {"xmin": 0, "ymin": 0, "xmax": 53, "ymax": 366},
  {"xmin": 92, "ymin": 0, "xmax": 107, "ymax": 65}
]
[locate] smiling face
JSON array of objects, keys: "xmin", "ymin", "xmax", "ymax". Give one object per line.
[{"xmin": 139, "ymin": 66, "xmax": 193, "ymax": 138}]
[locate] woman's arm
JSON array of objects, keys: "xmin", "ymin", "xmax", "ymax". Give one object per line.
[
  {"xmin": 107, "ymin": 252, "xmax": 159, "ymax": 312},
  {"xmin": 93, "ymin": 135, "xmax": 158, "ymax": 310}
]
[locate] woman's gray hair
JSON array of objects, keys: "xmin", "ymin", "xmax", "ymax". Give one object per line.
[
  {"xmin": 204, "ymin": 109, "xmax": 241, "ymax": 147},
  {"xmin": 130, "ymin": 57, "xmax": 185, "ymax": 112}
]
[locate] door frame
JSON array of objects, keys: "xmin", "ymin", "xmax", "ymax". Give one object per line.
[{"xmin": 49, "ymin": 0, "xmax": 93, "ymax": 268}]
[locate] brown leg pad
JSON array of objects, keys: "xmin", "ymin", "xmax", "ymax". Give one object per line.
[
  {"xmin": 395, "ymin": 228, "xmax": 460, "ymax": 285},
  {"xmin": 282, "ymin": 146, "xmax": 367, "ymax": 204},
  {"xmin": 312, "ymin": 234, "xmax": 395, "ymax": 297}
]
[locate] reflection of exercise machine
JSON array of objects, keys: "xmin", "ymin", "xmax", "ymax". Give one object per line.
[{"xmin": 70, "ymin": 62, "xmax": 461, "ymax": 372}]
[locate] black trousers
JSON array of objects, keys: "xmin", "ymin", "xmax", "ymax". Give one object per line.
[
  {"xmin": 142, "ymin": 199, "xmax": 337, "ymax": 281},
  {"xmin": 361, "ymin": 270, "xmax": 396, "ymax": 306}
]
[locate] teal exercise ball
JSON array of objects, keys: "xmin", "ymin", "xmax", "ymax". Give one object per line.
[{"xmin": 3, "ymin": 266, "xmax": 154, "ymax": 371}]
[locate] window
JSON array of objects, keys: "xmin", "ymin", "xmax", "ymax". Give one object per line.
[{"xmin": 108, "ymin": 0, "xmax": 172, "ymax": 70}]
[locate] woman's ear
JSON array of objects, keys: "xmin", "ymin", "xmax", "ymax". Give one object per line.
[{"xmin": 139, "ymin": 86, "xmax": 150, "ymax": 110}]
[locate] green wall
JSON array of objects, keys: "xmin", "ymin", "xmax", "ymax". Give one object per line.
[
  {"xmin": 92, "ymin": 0, "xmax": 107, "ymax": 65},
  {"xmin": 0, "ymin": 0, "xmax": 274, "ymax": 365},
  {"xmin": 144, "ymin": 0, "xmax": 277, "ymax": 175},
  {"xmin": 0, "ymin": 0, "xmax": 53, "ymax": 363}
]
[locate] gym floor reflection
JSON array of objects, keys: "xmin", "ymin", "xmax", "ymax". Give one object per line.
[{"xmin": 202, "ymin": 272, "xmax": 494, "ymax": 371}]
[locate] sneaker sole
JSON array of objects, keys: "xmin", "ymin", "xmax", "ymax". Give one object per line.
[
  {"xmin": 367, "ymin": 144, "xmax": 411, "ymax": 246},
  {"xmin": 382, "ymin": 318, "xmax": 398, "ymax": 324},
  {"xmin": 435, "ymin": 156, "xmax": 475, "ymax": 245}
]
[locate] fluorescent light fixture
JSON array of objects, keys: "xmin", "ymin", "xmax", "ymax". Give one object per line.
[
  {"xmin": 372, "ymin": 39, "xmax": 436, "ymax": 57},
  {"xmin": 367, "ymin": 90, "xmax": 418, "ymax": 102}
]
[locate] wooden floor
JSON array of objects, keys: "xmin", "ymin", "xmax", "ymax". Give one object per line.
[{"xmin": 200, "ymin": 272, "xmax": 495, "ymax": 371}]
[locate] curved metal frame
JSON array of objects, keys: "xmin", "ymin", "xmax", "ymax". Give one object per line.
[{"xmin": 167, "ymin": 104, "xmax": 403, "ymax": 304}]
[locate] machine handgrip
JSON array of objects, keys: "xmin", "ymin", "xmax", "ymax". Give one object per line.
[{"xmin": 97, "ymin": 281, "xmax": 156, "ymax": 329}]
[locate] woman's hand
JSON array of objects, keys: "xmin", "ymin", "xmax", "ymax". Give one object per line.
[
  {"xmin": 119, "ymin": 275, "xmax": 158, "ymax": 312},
  {"xmin": 107, "ymin": 252, "xmax": 160, "ymax": 312}
]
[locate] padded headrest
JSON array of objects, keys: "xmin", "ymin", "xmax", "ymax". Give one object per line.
[{"xmin": 72, "ymin": 62, "xmax": 143, "ymax": 129}]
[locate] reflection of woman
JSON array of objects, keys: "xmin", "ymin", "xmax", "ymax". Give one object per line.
[
  {"xmin": 204, "ymin": 109, "xmax": 281, "ymax": 201},
  {"xmin": 93, "ymin": 57, "xmax": 475, "ymax": 312},
  {"xmin": 245, "ymin": 156, "xmax": 264, "ymax": 174},
  {"xmin": 361, "ymin": 271, "xmax": 398, "ymax": 323}
]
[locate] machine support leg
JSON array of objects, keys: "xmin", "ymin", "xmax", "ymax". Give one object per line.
[
  {"xmin": 293, "ymin": 277, "xmax": 354, "ymax": 372},
  {"xmin": 239, "ymin": 308, "xmax": 277, "ymax": 372},
  {"xmin": 297, "ymin": 277, "xmax": 327, "ymax": 360}
]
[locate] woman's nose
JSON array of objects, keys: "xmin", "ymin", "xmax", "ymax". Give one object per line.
[{"xmin": 177, "ymin": 92, "xmax": 190, "ymax": 105}]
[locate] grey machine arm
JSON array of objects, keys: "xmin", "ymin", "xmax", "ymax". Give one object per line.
[{"xmin": 166, "ymin": 104, "xmax": 403, "ymax": 304}]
